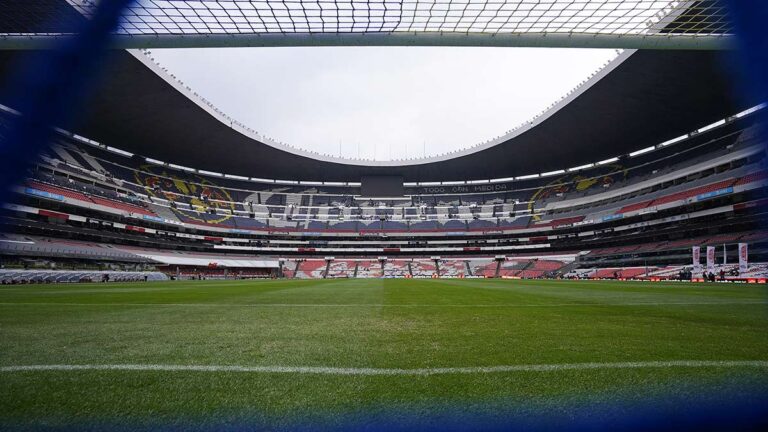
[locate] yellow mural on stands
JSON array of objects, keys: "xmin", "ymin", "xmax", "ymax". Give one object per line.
[
  {"xmin": 527, "ymin": 164, "xmax": 627, "ymax": 221},
  {"xmin": 134, "ymin": 165, "xmax": 236, "ymax": 224}
]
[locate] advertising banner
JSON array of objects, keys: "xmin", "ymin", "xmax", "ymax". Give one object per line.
[
  {"xmin": 706, "ymin": 246, "xmax": 715, "ymax": 273},
  {"xmin": 692, "ymin": 246, "xmax": 701, "ymax": 272},
  {"xmin": 739, "ymin": 243, "xmax": 749, "ymax": 273}
]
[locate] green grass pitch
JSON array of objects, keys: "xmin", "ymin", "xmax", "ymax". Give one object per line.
[{"xmin": 1, "ymin": 278, "xmax": 767, "ymax": 428}]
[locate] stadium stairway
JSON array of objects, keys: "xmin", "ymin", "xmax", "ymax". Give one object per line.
[
  {"xmin": 148, "ymin": 203, "xmax": 183, "ymax": 223},
  {"xmin": 50, "ymin": 144, "xmax": 83, "ymax": 168},
  {"xmin": 285, "ymin": 194, "xmax": 302, "ymax": 210},
  {"xmin": 557, "ymin": 261, "xmax": 581, "ymax": 276},
  {"xmin": 78, "ymin": 149, "xmax": 108, "ymax": 173},
  {"xmin": 517, "ymin": 259, "xmax": 536, "ymax": 276}
]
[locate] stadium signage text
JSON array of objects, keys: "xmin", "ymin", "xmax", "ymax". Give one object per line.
[
  {"xmin": 415, "ymin": 184, "xmax": 509, "ymax": 194},
  {"xmin": 25, "ymin": 188, "xmax": 64, "ymax": 201},
  {"xmin": 696, "ymin": 187, "xmax": 733, "ymax": 201}
]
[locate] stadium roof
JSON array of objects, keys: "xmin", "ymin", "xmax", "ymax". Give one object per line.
[
  {"xmin": 0, "ymin": 47, "xmax": 751, "ymax": 182},
  {"xmin": 1, "ymin": 1, "xmax": 734, "ymax": 50},
  {"xmin": 0, "ymin": 0, "xmax": 755, "ymax": 183}
]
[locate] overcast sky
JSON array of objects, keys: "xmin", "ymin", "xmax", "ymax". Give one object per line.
[{"xmin": 150, "ymin": 47, "xmax": 619, "ymax": 161}]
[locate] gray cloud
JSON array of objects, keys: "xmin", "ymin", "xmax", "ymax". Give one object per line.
[{"xmin": 151, "ymin": 47, "xmax": 617, "ymax": 161}]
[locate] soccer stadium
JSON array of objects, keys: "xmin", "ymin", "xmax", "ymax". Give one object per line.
[{"xmin": 0, "ymin": 1, "xmax": 767, "ymax": 430}]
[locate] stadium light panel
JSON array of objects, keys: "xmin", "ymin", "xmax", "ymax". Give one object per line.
[
  {"xmin": 734, "ymin": 103, "xmax": 766, "ymax": 118},
  {"xmin": 198, "ymin": 170, "xmax": 223, "ymax": 177},
  {"xmin": 224, "ymin": 174, "xmax": 249, "ymax": 180},
  {"xmin": 567, "ymin": 163, "xmax": 595, "ymax": 172},
  {"xmin": 104, "ymin": 146, "xmax": 133, "ymax": 157},
  {"xmin": 70, "ymin": 133, "xmax": 100, "ymax": 147},
  {"xmin": 169, "ymin": 163, "xmax": 195, "ymax": 172},
  {"xmin": 629, "ymin": 146, "xmax": 655, "ymax": 157},
  {"xmin": 659, "ymin": 135, "xmax": 688, "ymax": 147},
  {"xmin": 516, "ymin": 174, "xmax": 540, "ymax": 180},
  {"xmin": 697, "ymin": 119, "xmax": 727, "ymax": 134},
  {"xmin": 489, "ymin": 177, "xmax": 516, "ymax": 183},
  {"xmin": 596, "ymin": 157, "xmax": 620, "ymax": 165},
  {"xmin": 145, "ymin": 157, "xmax": 165, "ymax": 165},
  {"xmin": 541, "ymin": 169, "xmax": 566, "ymax": 177}
]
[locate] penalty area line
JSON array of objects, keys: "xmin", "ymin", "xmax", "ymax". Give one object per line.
[{"xmin": 1, "ymin": 361, "xmax": 767, "ymax": 376}]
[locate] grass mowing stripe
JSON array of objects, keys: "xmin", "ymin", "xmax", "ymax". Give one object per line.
[
  {"xmin": 2, "ymin": 361, "xmax": 768, "ymax": 376},
  {"xmin": 1, "ymin": 301, "xmax": 766, "ymax": 307}
]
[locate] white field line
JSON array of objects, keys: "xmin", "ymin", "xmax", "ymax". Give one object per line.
[
  {"xmin": 0, "ymin": 301, "xmax": 766, "ymax": 308},
  {"xmin": 1, "ymin": 361, "xmax": 767, "ymax": 376}
]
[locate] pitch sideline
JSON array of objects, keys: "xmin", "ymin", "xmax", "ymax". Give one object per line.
[{"xmin": 1, "ymin": 360, "xmax": 767, "ymax": 376}]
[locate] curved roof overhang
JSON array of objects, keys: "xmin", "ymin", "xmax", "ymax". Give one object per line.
[{"xmin": 0, "ymin": 1, "xmax": 755, "ymax": 183}]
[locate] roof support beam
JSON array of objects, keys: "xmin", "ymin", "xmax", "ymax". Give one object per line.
[{"xmin": 0, "ymin": 32, "xmax": 735, "ymax": 51}]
